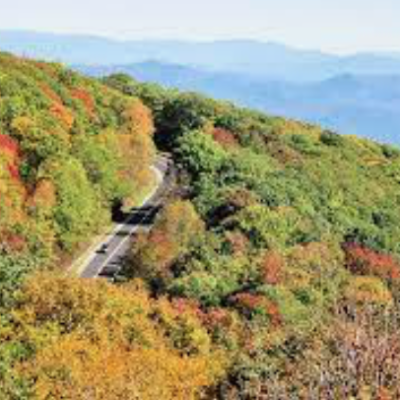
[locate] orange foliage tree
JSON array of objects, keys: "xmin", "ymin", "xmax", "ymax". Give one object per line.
[
  {"xmin": 50, "ymin": 101, "xmax": 75, "ymax": 129},
  {"xmin": 260, "ymin": 250, "xmax": 285, "ymax": 285},
  {"xmin": 0, "ymin": 133, "xmax": 27, "ymax": 249},
  {"xmin": 122, "ymin": 98, "xmax": 155, "ymax": 137},
  {"xmin": 10, "ymin": 274, "xmax": 226, "ymax": 400}
]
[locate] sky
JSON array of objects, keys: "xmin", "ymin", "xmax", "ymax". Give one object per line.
[{"xmin": 0, "ymin": 0, "xmax": 399, "ymax": 54}]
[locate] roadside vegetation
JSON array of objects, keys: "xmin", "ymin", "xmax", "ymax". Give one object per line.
[
  {"xmin": 2, "ymin": 55, "xmax": 400, "ymax": 399},
  {"xmin": 109, "ymin": 74, "xmax": 400, "ymax": 398}
]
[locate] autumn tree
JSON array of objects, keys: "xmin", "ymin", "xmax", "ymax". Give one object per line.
[
  {"xmin": 0, "ymin": 133, "xmax": 27, "ymax": 250},
  {"xmin": 39, "ymin": 156, "xmax": 107, "ymax": 251},
  {"xmin": 344, "ymin": 243, "xmax": 400, "ymax": 282},
  {"xmin": 129, "ymin": 200, "xmax": 204, "ymax": 281},
  {"xmin": 5, "ymin": 274, "xmax": 226, "ymax": 400}
]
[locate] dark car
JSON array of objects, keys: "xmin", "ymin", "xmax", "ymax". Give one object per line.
[{"xmin": 97, "ymin": 243, "xmax": 109, "ymax": 254}]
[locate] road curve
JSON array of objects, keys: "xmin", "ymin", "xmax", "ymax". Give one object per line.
[{"xmin": 79, "ymin": 156, "xmax": 171, "ymax": 279}]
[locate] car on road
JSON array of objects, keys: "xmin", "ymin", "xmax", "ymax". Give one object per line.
[{"xmin": 97, "ymin": 243, "xmax": 109, "ymax": 254}]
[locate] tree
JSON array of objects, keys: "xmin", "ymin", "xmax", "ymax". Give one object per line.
[
  {"xmin": 121, "ymin": 98, "xmax": 155, "ymax": 137},
  {"xmin": 28, "ymin": 179, "xmax": 57, "ymax": 218},
  {"xmin": 176, "ymin": 130, "xmax": 227, "ymax": 177},
  {"xmin": 129, "ymin": 200, "xmax": 204, "ymax": 281},
  {"xmin": 39, "ymin": 156, "xmax": 107, "ymax": 251},
  {"xmin": 0, "ymin": 133, "xmax": 27, "ymax": 246},
  {"xmin": 344, "ymin": 276, "xmax": 393, "ymax": 306},
  {"xmin": 344, "ymin": 243, "xmax": 400, "ymax": 282},
  {"xmin": 5, "ymin": 274, "xmax": 226, "ymax": 400},
  {"xmin": 72, "ymin": 131, "xmax": 130, "ymax": 202}
]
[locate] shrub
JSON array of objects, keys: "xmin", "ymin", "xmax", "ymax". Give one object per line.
[{"xmin": 320, "ymin": 130, "xmax": 344, "ymax": 147}]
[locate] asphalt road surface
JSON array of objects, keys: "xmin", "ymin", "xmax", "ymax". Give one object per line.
[{"xmin": 79, "ymin": 156, "xmax": 172, "ymax": 279}]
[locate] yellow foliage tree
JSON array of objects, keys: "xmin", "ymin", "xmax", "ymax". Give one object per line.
[
  {"xmin": 11, "ymin": 274, "xmax": 226, "ymax": 400},
  {"xmin": 28, "ymin": 179, "xmax": 57, "ymax": 217},
  {"xmin": 122, "ymin": 98, "xmax": 155, "ymax": 137},
  {"xmin": 345, "ymin": 276, "xmax": 393, "ymax": 306},
  {"xmin": 117, "ymin": 99, "xmax": 156, "ymax": 203}
]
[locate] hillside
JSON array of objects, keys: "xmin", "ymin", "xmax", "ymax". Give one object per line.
[
  {"xmin": 0, "ymin": 53, "xmax": 224, "ymax": 399},
  {"xmin": 2, "ymin": 55, "xmax": 400, "ymax": 399},
  {"xmin": 79, "ymin": 62, "xmax": 400, "ymax": 145},
  {"xmin": 0, "ymin": 51, "xmax": 158, "ymax": 254},
  {"xmin": 0, "ymin": 52, "xmax": 158, "ymax": 312},
  {"xmin": 109, "ymin": 74, "xmax": 400, "ymax": 397}
]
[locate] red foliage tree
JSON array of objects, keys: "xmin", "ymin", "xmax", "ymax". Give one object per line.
[
  {"xmin": 0, "ymin": 133, "xmax": 19, "ymax": 157},
  {"xmin": 70, "ymin": 88, "xmax": 96, "ymax": 117},
  {"xmin": 0, "ymin": 135, "xmax": 27, "ymax": 251},
  {"xmin": 231, "ymin": 293, "xmax": 281, "ymax": 326},
  {"xmin": 208, "ymin": 127, "xmax": 239, "ymax": 149},
  {"xmin": 0, "ymin": 133, "xmax": 21, "ymax": 181},
  {"xmin": 343, "ymin": 243, "xmax": 400, "ymax": 282},
  {"xmin": 7, "ymin": 163, "xmax": 20, "ymax": 180}
]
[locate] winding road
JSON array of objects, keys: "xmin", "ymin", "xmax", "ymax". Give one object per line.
[{"xmin": 79, "ymin": 156, "xmax": 172, "ymax": 279}]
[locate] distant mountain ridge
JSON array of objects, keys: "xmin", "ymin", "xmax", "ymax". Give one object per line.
[
  {"xmin": 1, "ymin": 30, "xmax": 400, "ymax": 81},
  {"xmin": 77, "ymin": 61, "xmax": 400, "ymax": 145}
]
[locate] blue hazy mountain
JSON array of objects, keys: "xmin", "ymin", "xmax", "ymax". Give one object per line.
[
  {"xmin": 78, "ymin": 62, "xmax": 400, "ymax": 145},
  {"xmin": 1, "ymin": 30, "xmax": 400, "ymax": 81}
]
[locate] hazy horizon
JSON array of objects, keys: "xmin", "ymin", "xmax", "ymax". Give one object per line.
[
  {"xmin": 1, "ymin": 29, "xmax": 400, "ymax": 59},
  {"xmin": 0, "ymin": 0, "xmax": 399, "ymax": 55}
]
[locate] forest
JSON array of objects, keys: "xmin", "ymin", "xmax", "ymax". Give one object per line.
[{"xmin": 2, "ymin": 53, "xmax": 400, "ymax": 399}]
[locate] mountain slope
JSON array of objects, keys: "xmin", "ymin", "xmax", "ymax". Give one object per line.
[
  {"xmin": 2, "ymin": 53, "xmax": 400, "ymax": 398},
  {"xmin": 0, "ymin": 51, "xmax": 156, "ymax": 264},
  {"xmin": 0, "ymin": 53, "xmax": 224, "ymax": 399},
  {"xmin": 106, "ymin": 74, "xmax": 400, "ymax": 397}
]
